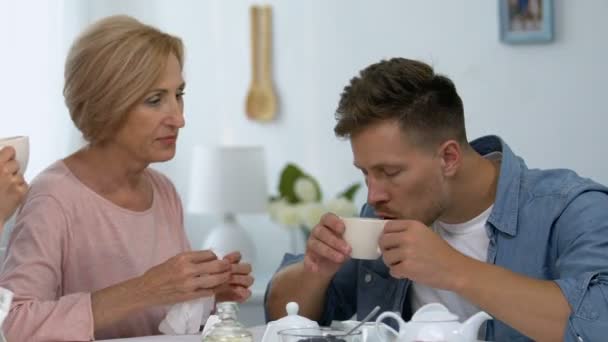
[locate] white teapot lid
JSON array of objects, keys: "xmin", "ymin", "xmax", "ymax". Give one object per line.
[
  {"xmin": 411, "ymin": 303, "xmax": 459, "ymax": 322},
  {"xmin": 262, "ymin": 302, "xmax": 319, "ymax": 342},
  {"xmin": 271, "ymin": 302, "xmax": 318, "ymax": 328},
  {"xmin": 262, "ymin": 302, "xmax": 318, "ymax": 342}
]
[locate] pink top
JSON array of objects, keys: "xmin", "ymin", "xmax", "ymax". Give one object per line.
[{"xmin": 0, "ymin": 161, "xmax": 191, "ymax": 341}]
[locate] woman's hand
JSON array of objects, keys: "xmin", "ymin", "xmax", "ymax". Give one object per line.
[
  {"xmin": 136, "ymin": 250, "xmax": 232, "ymax": 306},
  {"xmin": 92, "ymin": 250, "xmax": 231, "ymax": 332},
  {"xmin": 215, "ymin": 251, "xmax": 254, "ymax": 303},
  {"xmin": 0, "ymin": 147, "xmax": 28, "ymax": 226}
]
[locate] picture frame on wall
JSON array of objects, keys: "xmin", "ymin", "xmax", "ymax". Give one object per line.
[{"xmin": 499, "ymin": 0, "xmax": 554, "ymax": 44}]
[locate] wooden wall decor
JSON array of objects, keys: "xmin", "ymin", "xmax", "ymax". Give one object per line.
[{"xmin": 246, "ymin": 5, "xmax": 277, "ymax": 122}]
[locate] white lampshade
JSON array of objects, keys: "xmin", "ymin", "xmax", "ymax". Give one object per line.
[
  {"xmin": 188, "ymin": 146, "xmax": 268, "ymax": 215},
  {"xmin": 187, "ymin": 145, "xmax": 268, "ymax": 262}
]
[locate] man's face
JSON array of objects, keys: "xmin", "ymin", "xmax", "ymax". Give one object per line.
[{"xmin": 351, "ymin": 120, "xmax": 448, "ymax": 225}]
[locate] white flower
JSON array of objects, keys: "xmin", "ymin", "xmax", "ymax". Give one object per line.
[
  {"xmin": 274, "ymin": 202, "xmax": 300, "ymax": 226},
  {"xmin": 294, "ymin": 177, "xmax": 318, "ymax": 203},
  {"xmin": 296, "ymin": 202, "xmax": 327, "ymax": 230},
  {"xmin": 326, "ymin": 197, "xmax": 357, "ymax": 218},
  {"xmin": 269, "ymin": 164, "xmax": 361, "ymax": 231},
  {"xmin": 268, "ymin": 199, "xmax": 287, "ymax": 221}
]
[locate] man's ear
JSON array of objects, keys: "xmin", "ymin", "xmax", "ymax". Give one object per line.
[{"xmin": 437, "ymin": 140, "xmax": 461, "ymax": 177}]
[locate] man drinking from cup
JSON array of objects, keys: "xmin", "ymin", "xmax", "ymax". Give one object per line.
[{"xmin": 265, "ymin": 58, "xmax": 608, "ymax": 342}]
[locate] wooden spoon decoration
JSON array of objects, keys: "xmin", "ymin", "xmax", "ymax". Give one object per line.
[{"xmin": 246, "ymin": 5, "xmax": 277, "ymax": 122}]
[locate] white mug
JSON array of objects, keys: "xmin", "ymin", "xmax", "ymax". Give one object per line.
[
  {"xmin": 341, "ymin": 217, "xmax": 387, "ymax": 260},
  {"xmin": 0, "ymin": 136, "xmax": 29, "ymax": 175}
]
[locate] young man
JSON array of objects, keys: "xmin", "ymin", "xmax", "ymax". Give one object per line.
[{"xmin": 265, "ymin": 58, "xmax": 608, "ymax": 341}]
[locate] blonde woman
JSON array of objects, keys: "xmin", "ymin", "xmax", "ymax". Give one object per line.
[{"xmin": 0, "ymin": 15, "xmax": 253, "ymax": 341}]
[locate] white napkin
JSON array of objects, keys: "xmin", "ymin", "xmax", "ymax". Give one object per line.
[
  {"xmin": 0, "ymin": 287, "xmax": 13, "ymax": 328},
  {"xmin": 201, "ymin": 314, "xmax": 221, "ymax": 338},
  {"xmin": 159, "ymin": 295, "xmax": 215, "ymax": 335}
]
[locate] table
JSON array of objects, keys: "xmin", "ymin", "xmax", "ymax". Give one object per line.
[
  {"xmin": 92, "ymin": 324, "xmax": 486, "ymax": 342},
  {"xmin": 97, "ymin": 325, "xmax": 266, "ymax": 342}
]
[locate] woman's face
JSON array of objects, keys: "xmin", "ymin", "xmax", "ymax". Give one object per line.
[{"xmin": 111, "ymin": 53, "xmax": 185, "ymax": 164}]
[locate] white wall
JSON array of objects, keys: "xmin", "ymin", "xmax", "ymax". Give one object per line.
[
  {"xmin": 0, "ymin": 0, "xmax": 87, "ymax": 180},
  {"xmin": 79, "ymin": 0, "xmax": 608, "ymax": 277},
  {"xmin": 3, "ymin": 0, "xmax": 608, "ymax": 321},
  {"xmin": 82, "ymin": 0, "xmax": 608, "ymax": 188}
]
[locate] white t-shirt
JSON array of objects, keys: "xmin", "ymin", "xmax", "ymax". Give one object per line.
[
  {"xmin": 410, "ymin": 152, "xmax": 502, "ymax": 322},
  {"xmin": 410, "ymin": 204, "xmax": 492, "ymax": 321}
]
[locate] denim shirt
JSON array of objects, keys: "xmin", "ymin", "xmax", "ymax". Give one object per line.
[{"xmin": 264, "ymin": 135, "xmax": 608, "ymax": 341}]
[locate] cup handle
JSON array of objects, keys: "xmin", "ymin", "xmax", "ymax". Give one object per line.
[{"xmin": 375, "ymin": 311, "xmax": 401, "ymax": 341}]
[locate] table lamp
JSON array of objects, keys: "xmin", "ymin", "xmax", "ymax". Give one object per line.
[{"xmin": 187, "ymin": 145, "xmax": 268, "ymax": 263}]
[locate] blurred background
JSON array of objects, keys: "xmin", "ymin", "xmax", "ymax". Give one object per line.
[{"xmin": 1, "ymin": 0, "xmax": 607, "ymax": 324}]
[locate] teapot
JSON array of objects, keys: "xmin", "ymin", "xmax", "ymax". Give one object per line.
[
  {"xmin": 375, "ymin": 303, "xmax": 491, "ymax": 342},
  {"xmin": 261, "ymin": 302, "xmax": 319, "ymax": 342}
]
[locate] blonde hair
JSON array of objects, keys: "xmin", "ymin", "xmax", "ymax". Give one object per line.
[{"xmin": 64, "ymin": 15, "xmax": 184, "ymax": 144}]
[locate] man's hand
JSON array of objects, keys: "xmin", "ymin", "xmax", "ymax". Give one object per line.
[
  {"xmin": 379, "ymin": 220, "xmax": 467, "ymax": 290},
  {"xmin": 215, "ymin": 251, "xmax": 254, "ymax": 303},
  {"xmin": 266, "ymin": 213, "xmax": 351, "ymax": 321},
  {"xmin": 0, "ymin": 146, "xmax": 28, "ymax": 225},
  {"xmin": 304, "ymin": 213, "xmax": 352, "ymax": 278}
]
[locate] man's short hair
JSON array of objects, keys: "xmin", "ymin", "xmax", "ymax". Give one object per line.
[{"xmin": 334, "ymin": 58, "xmax": 467, "ymax": 147}]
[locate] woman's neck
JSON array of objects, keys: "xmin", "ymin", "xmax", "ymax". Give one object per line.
[{"xmin": 63, "ymin": 143, "xmax": 149, "ymax": 196}]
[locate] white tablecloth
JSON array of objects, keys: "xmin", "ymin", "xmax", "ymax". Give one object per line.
[
  {"xmin": 98, "ymin": 336, "xmax": 199, "ymax": 342},
  {"xmin": 94, "ymin": 324, "xmax": 486, "ymax": 342},
  {"xmin": 97, "ymin": 325, "xmax": 266, "ymax": 342}
]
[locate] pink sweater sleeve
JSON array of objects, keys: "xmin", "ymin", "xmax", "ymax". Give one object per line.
[{"xmin": 0, "ymin": 195, "xmax": 95, "ymax": 342}]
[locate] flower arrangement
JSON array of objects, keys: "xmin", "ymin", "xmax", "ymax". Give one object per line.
[{"xmin": 268, "ymin": 163, "xmax": 361, "ymax": 236}]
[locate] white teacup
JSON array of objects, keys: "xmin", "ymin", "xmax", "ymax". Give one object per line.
[
  {"xmin": 341, "ymin": 217, "xmax": 387, "ymax": 260},
  {"xmin": 0, "ymin": 136, "xmax": 29, "ymax": 175},
  {"xmin": 340, "ymin": 320, "xmax": 393, "ymax": 342}
]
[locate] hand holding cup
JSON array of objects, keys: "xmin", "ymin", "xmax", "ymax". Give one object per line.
[
  {"xmin": 0, "ymin": 141, "xmax": 29, "ymax": 226},
  {"xmin": 304, "ymin": 213, "xmax": 352, "ymax": 277}
]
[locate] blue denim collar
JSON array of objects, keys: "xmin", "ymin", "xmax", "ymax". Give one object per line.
[{"xmin": 469, "ymin": 135, "xmax": 521, "ymax": 237}]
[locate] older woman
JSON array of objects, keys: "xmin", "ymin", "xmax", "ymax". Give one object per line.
[{"xmin": 0, "ymin": 15, "xmax": 253, "ymax": 341}]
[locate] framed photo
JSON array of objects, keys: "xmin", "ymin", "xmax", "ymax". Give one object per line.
[{"xmin": 500, "ymin": 0, "xmax": 554, "ymax": 44}]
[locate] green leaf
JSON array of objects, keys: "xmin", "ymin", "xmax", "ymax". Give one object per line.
[
  {"xmin": 277, "ymin": 163, "xmax": 322, "ymax": 204},
  {"xmin": 338, "ymin": 182, "xmax": 361, "ymax": 201},
  {"xmin": 308, "ymin": 175, "xmax": 322, "ymax": 202},
  {"xmin": 278, "ymin": 164, "xmax": 304, "ymax": 204}
]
